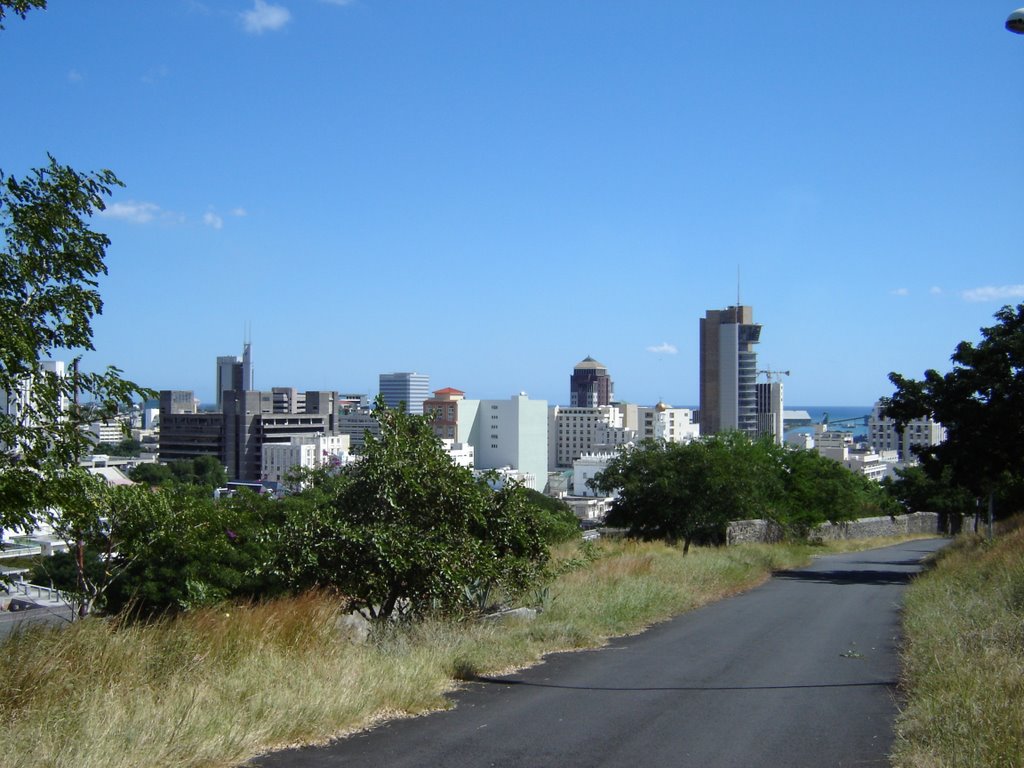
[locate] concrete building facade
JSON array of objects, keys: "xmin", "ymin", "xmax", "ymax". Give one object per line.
[
  {"xmin": 637, "ymin": 402, "xmax": 700, "ymax": 443},
  {"xmin": 261, "ymin": 433, "xmax": 352, "ymax": 487},
  {"xmin": 160, "ymin": 387, "xmax": 341, "ymax": 481},
  {"xmin": 215, "ymin": 343, "xmax": 252, "ymax": 410},
  {"xmin": 456, "ymin": 393, "xmax": 548, "ymax": 492},
  {"xmin": 699, "ymin": 305, "xmax": 761, "ymax": 437},
  {"xmin": 867, "ymin": 400, "xmax": 946, "ymax": 462},
  {"xmin": 424, "ymin": 387, "xmax": 465, "ymax": 441},
  {"xmin": 549, "ymin": 405, "xmax": 622, "ymax": 470},
  {"xmin": 755, "ymin": 381, "xmax": 785, "ymax": 446}
]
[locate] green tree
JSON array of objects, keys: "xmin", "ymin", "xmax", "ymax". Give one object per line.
[
  {"xmin": 129, "ymin": 457, "xmax": 227, "ymax": 489},
  {"xmin": 882, "ymin": 464, "xmax": 975, "ymax": 533},
  {"xmin": 0, "ymin": 0, "xmax": 45, "ymax": 29},
  {"xmin": 592, "ymin": 434, "xmax": 782, "ymax": 552},
  {"xmin": 95, "ymin": 486, "xmax": 284, "ymax": 617},
  {"xmin": 0, "ymin": 157, "xmax": 151, "ymax": 534},
  {"xmin": 274, "ymin": 399, "xmax": 549, "ymax": 620},
  {"xmin": 190, "ymin": 455, "xmax": 228, "ymax": 488},
  {"xmin": 128, "ymin": 462, "xmax": 174, "ymax": 486},
  {"xmin": 91, "ymin": 438, "xmax": 142, "ymax": 457},
  {"xmin": 521, "ymin": 487, "xmax": 581, "ymax": 544},
  {"xmin": 776, "ymin": 446, "xmax": 886, "ymax": 535},
  {"xmin": 883, "ymin": 303, "xmax": 1024, "ymax": 523},
  {"xmin": 1, "ymin": 6, "xmax": 150, "ymax": 542}
]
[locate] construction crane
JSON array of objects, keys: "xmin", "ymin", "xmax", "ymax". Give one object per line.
[
  {"xmin": 820, "ymin": 412, "xmax": 869, "ymax": 429},
  {"xmin": 757, "ymin": 368, "xmax": 790, "ymax": 383}
]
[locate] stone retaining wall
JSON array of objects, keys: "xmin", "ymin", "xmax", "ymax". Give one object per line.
[{"xmin": 726, "ymin": 511, "xmax": 940, "ymax": 545}]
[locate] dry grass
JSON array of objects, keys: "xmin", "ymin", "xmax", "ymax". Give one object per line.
[
  {"xmin": 0, "ymin": 536, "xmax": 897, "ymax": 768},
  {"xmin": 893, "ymin": 524, "xmax": 1024, "ymax": 768}
]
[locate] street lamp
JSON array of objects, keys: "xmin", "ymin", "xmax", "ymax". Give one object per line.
[{"xmin": 1007, "ymin": 7, "xmax": 1024, "ymax": 33}]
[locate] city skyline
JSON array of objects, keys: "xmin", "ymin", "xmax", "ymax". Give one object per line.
[{"xmin": 3, "ymin": 2, "xmax": 1021, "ymax": 407}]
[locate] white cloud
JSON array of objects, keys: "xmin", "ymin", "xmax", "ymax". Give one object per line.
[
  {"xmin": 203, "ymin": 212, "xmax": 224, "ymax": 230},
  {"xmin": 100, "ymin": 201, "xmax": 162, "ymax": 224},
  {"xmin": 891, "ymin": 287, "xmax": 909, "ymax": 297},
  {"xmin": 230, "ymin": 207, "xmax": 247, "ymax": 217},
  {"xmin": 241, "ymin": 0, "xmax": 291, "ymax": 34},
  {"xmin": 646, "ymin": 342, "xmax": 678, "ymax": 355},
  {"xmin": 930, "ymin": 286, "xmax": 943, "ymax": 295},
  {"xmin": 67, "ymin": 69, "xmax": 83, "ymax": 83},
  {"xmin": 962, "ymin": 284, "xmax": 1024, "ymax": 303}
]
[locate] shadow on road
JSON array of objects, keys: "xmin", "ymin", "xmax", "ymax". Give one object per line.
[
  {"xmin": 470, "ymin": 676, "xmax": 897, "ymax": 693},
  {"xmin": 773, "ymin": 569, "xmax": 914, "ymax": 586}
]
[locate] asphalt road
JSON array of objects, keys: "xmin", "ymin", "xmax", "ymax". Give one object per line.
[
  {"xmin": 0, "ymin": 601, "xmax": 73, "ymax": 640},
  {"xmin": 252, "ymin": 538, "xmax": 949, "ymax": 768}
]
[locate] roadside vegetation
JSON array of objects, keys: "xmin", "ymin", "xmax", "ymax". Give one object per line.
[
  {"xmin": 3, "ymin": 536, "xmax": 875, "ymax": 768},
  {"xmin": 893, "ymin": 518, "xmax": 1024, "ymax": 768}
]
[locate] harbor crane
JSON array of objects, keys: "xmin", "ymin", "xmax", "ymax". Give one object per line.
[{"xmin": 757, "ymin": 368, "xmax": 790, "ymax": 382}]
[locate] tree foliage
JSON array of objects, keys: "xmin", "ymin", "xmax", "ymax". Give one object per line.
[
  {"xmin": 521, "ymin": 487, "xmax": 581, "ymax": 544},
  {"xmin": 883, "ymin": 303, "xmax": 1024, "ymax": 516},
  {"xmin": 102, "ymin": 487, "xmax": 284, "ymax": 616},
  {"xmin": 0, "ymin": 0, "xmax": 45, "ymax": 29},
  {"xmin": 90, "ymin": 438, "xmax": 143, "ymax": 457},
  {"xmin": 592, "ymin": 433, "xmax": 886, "ymax": 550},
  {"xmin": 127, "ymin": 456, "xmax": 227, "ymax": 489},
  {"xmin": 775, "ymin": 445, "xmax": 895, "ymax": 535},
  {"xmin": 34, "ymin": 481, "xmax": 284, "ymax": 617},
  {"xmin": 0, "ymin": 157, "xmax": 151, "ymax": 533},
  {"xmin": 593, "ymin": 434, "xmax": 781, "ymax": 552},
  {"xmin": 273, "ymin": 399, "xmax": 549, "ymax": 620}
]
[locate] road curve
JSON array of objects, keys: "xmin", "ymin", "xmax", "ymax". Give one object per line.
[{"xmin": 251, "ymin": 538, "xmax": 949, "ymax": 768}]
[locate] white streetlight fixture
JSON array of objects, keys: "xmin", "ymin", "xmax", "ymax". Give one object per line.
[{"xmin": 1007, "ymin": 8, "xmax": 1024, "ymax": 33}]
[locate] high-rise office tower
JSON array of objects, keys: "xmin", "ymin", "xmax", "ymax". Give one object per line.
[
  {"xmin": 755, "ymin": 380, "xmax": 784, "ymax": 445},
  {"xmin": 216, "ymin": 356, "xmax": 242, "ymax": 410},
  {"xmin": 215, "ymin": 343, "xmax": 253, "ymax": 410},
  {"xmin": 379, "ymin": 372, "xmax": 430, "ymax": 414},
  {"xmin": 570, "ymin": 357, "xmax": 613, "ymax": 407},
  {"xmin": 699, "ymin": 305, "xmax": 761, "ymax": 437}
]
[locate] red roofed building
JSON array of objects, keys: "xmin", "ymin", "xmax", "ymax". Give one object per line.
[{"xmin": 424, "ymin": 387, "xmax": 465, "ymax": 440}]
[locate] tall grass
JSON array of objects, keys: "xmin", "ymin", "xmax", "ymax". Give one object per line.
[
  {"xmin": 894, "ymin": 523, "xmax": 1024, "ymax": 768},
  {"xmin": 0, "ymin": 538, "xmax": 875, "ymax": 768}
]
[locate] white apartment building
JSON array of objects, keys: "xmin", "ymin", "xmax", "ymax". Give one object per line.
[
  {"xmin": 479, "ymin": 466, "xmax": 539, "ymax": 491},
  {"xmin": 867, "ymin": 400, "xmax": 946, "ymax": 462},
  {"xmin": 549, "ymin": 405, "xmax": 622, "ymax": 470},
  {"xmin": 785, "ymin": 431, "xmax": 815, "ymax": 450},
  {"xmin": 811, "ymin": 426, "xmax": 896, "ymax": 483},
  {"xmin": 572, "ymin": 451, "xmax": 618, "ymax": 497},
  {"xmin": 261, "ymin": 433, "xmax": 352, "ymax": 487},
  {"xmin": 841, "ymin": 449, "xmax": 890, "ymax": 483},
  {"xmin": 813, "ymin": 427, "xmax": 854, "ymax": 458},
  {"xmin": 85, "ymin": 417, "xmax": 130, "ymax": 445},
  {"xmin": 1, "ymin": 359, "xmax": 67, "ymax": 424},
  {"xmin": 565, "ymin": 495, "xmax": 614, "ymax": 522},
  {"xmin": 637, "ymin": 402, "xmax": 700, "ymax": 444},
  {"xmin": 457, "ymin": 393, "xmax": 548, "ymax": 492},
  {"xmin": 440, "ymin": 439, "xmax": 474, "ymax": 468}
]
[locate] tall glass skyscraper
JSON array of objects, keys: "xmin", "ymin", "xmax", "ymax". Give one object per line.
[{"xmin": 379, "ymin": 372, "xmax": 430, "ymax": 414}]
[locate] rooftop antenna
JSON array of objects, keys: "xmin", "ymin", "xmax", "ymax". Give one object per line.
[{"xmin": 737, "ymin": 265, "xmax": 741, "ymax": 307}]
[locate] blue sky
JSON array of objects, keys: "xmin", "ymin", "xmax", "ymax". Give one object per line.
[{"xmin": 2, "ymin": 1, "xmax": 1022, "ymax": 407}]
